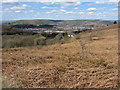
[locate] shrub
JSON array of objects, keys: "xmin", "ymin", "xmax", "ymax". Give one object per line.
[
  {"xmin": 34, "ymin": 37, "xmax": 46, "ymax": 46},
  {"xmin": 68, "ymin": 57, "xmax": 82, "ymax": 63},
  {"xmin": 2, "ymin": 35, "xmax": 37, "ymax": 48},
  {"xmin": 55, "ymin": 66, "xmax": 67, "ymax": 73},
  {"xmin": 41, "ymin": 32, "xmax": 58, "ymax": 39},
  {"xmin": 87, "ymin": 59, "xmax": 109, "ymax": 67},
  {"xmin": 2, "ymin": 75, "xmax": 22, "ymax": 88},
  {"xmin": 5, "ymin": 39, "xmax": 15, "ymax": 48},
  {"xmin": 75, "ymin": 35, "xmax": 81, "ymax": 39}
]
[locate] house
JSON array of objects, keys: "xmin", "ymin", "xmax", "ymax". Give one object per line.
[
  {"xmin": 67, "ymin": 32, "xmax": 76, "ymax": 38},
  {"xmin": 68, "ymin": 34, "xmax": 74, "ymax": 38}
]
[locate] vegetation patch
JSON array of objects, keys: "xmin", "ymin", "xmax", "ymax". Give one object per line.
[
  {"xmin": 34, "ymin": 36, "xmax": 46, "ymax": 46},
  {"xmin": 55, "ymin": 66, "xmax": 67, "ymax": 73},
  {"xmin": 2, "ymin": 75, "xmax": 22, "ymax": 88},
  {"xmin": 68, "ymin": 57, "xmax": 82, "ymax": 63}
]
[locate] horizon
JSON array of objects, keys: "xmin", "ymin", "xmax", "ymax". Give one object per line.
[
  {"xmin": 1, "ymin": 19, "xmax": 116, "ymax": 23},
  {"xmin": 2, "ymin": 19, "xmax": 117, "ymax": 21}
]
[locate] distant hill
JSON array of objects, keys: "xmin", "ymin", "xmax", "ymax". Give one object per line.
[
  {"xmin": 5, "ymin": 19, "xmax": 114, "ymax": 28},
  {"xmin": 6, "ymin": 20, "xmax": 55, "ymax": 25},
  {"xmin": 57, "ymin": 20, "xmax": 114, "ymax": 27},
  {"xmin": 0, "ymin": 20, "xmax": 16, "ymax": 24}
]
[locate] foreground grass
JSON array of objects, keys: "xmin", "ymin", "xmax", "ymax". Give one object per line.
[{"xmin": 2, "ymin": 24, "xmax": 118, "ymax": 88}]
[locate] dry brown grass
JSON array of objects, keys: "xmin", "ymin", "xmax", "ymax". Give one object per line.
[{"xmin": 2, "ymin": 24, "xmax": 118, "ymax": 88}]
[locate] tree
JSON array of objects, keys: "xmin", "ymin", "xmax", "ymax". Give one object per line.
[{"xmin": 114, "ymin": 21, "xmax": 117, "ymax": 24}]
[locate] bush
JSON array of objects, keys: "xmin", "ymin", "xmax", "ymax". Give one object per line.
[
  {"xmin": 41, "ymin": 32, "xmax": 58, "ymax": 39},
  {"xmin": 2, "ymin": 35, "xmax": 38, "ymax": 48},
  {"xmin": 68, "ymin": 57, "xmax": 82, "ymax": 63},
  {"xmin": 75, "ymin": 35, "xmax": 81, "ymax": 39},
  {"xmin": 2, "ymin": 75, "xmax": 22, "ymax": 88},
  {"xmin": 55, "ymin": 66, "xmax": 67, "ymax": 73},
  {"xmin": 85, "ymin": 59, "xmax": 109, "ymax": 67},
  {"xmin": 34, "ymin": 37, "xmax": 46, "ymax": 46},
  {"xmin": 3, "ymin": 38, "xmax": 34, "ymax": 48},
  {"xmin": 5, "ymin": 39, "xmax": 15, "ymax": 48}
]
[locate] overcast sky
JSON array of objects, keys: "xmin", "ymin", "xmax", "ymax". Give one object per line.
[{"xmin": 1, "ymin": 0, "xmax": 119, "ymax": 20}]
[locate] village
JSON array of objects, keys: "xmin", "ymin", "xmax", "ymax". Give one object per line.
[{"xmin": 10, "ymin": 22, "xmax": 109, "ymax": 38}]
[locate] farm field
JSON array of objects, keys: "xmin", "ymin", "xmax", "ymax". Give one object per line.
[{"xmin": 2, "ymin": 24, "xmax": 118, "ymax": 88}]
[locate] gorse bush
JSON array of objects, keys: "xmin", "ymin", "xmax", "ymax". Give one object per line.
[
  {"xmin": 34, "ymin": 37, "xmax": 46, "ymax": 46},
  {"xmin": 41, "ymin": 32, "xmax": 58, "ymax": 39},
  {"xmin": 5, "ymin": 39, "xmax": 15, "ymax": 48},
  {"xmin": 3, "ymin": 37, "xmax": 33, "ymax": 48},
  {"xmin": 2, "ymin": 35, "xmax": 47, "ymax": 48},
  {"xmin": 55, "ymin": 66, "xmax": 67, "ymax": 73}
]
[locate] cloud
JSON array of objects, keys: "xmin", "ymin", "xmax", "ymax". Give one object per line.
[
  {"xmin": 2, "ymin": 8, "xmax": 12, "ymax": 13},
  {"xmin": 2, "ymin": 2, "xmax": 20, "ymax": 6},
  {"xmin": 88, "ymin": 12, "xmax": 94, "ymax": 14},
  {"xmin": 60, "ymin": 9, "xmax": 66, "ymax": 12},
  {"xmin": 41, "ymin": 6, "xmax": 57, "ymax": 9},
  {"xmin": 22, "ymin": 4, "xmax": 28, "ymax": 7},
  {"xmin": 36, "ymin": 0, "xmax": 79, "ymax": 2},
  {"xmin": 60, "ymin": 2, "xmax": 74, "ymax": 8},
  {"xmin": 2, "ymin": 0, "xmax": 18, "ymax": 3},
  {"xmin": 45, "ymin": 10, "xmax": 57, "ymax": 14},
  {"xmin": 15, "ymin": 10, "xmax": 21, "ymax": 13},
  {"xmin": 109, "ymin": 0, "xmax": 119, "ymax": 2},
  {"xmin": 55, "ymin": 15, "xmax": 59, "ymax": 17},
  {"xmin": 60, "ymin": 6, "xmax": 65, "ymax": 8},
  {"xmin": 75, "ymin": 2, "xmax": 81, "ymax": 5},
  {"xmin": 79, "ymin": 12, "xmax": 84, "ymax": 14},
  {"xmin": 95, "ymin": 1, "xmax": 108, "ymax": 4},
  {"xmin": 39, "ymin": 2, "xmax": 57, "ymax": 5},
  {"xmin": 60, "ymin": 2, "xmax": 81, "ymax": 8},
  {"xmin": 51, "ymin": 10, "xmax": 57, "ymax": 12},
  {"xmin": 3, "ymin": 8, "xmax": 10, "ymax": 11},
  {"xmin": 74, "ymin": 7, "xmax": 78, "ymax": 9},
  {"xmin": 22, "ymin": 10, "xmax": 35, "ymax": 13},
  {"xmin": 66, "ymin": 11, "xmax": 73, "ymax": 14},
  {"xmin": 2, "ymin": 0, "xmax": 80, "ymax": 3},
  {"xmin": 96, "ymin": 1, "xmax": 118, "ymax": 4},
  {"xmin": 110, "ymin": 8, "xmax": 118, "ymax": 11},
  {"xmin": 45, "ymin": 9, "xmax": 79, "ymax": 15},
  {"xmin": 2, "ymin": 0, "xmax": 119, "ymax": 3},
  {"xmin": 42, "ymin": 6, "xmax": 50, "ymax": 9},
  {"xmin": 10, "ymin": 4, "xmax": 29, "ymax": 10},
  {"xmin": 45, "ymin": 9, "xmax": 75, "ymax": 14},
  {"xmin": 10, "ymin": 6, "xmax": 26, "ymax": 10},
  {"xmin": 28, "ymin": 10, "xmax": 34, "ymax": 12},
  {"xmin": 40, "ymin": 2, "xmax": 81, "ymax": 8},
  {"xmin": 86, "ymin": 1, "xmax": 118, "ymax": 6},
  {"xmin": 46, "ymin": 11, "xmax": 51, "ymax": 14},
  {"xmin": 76, "ymin": 11, "xmax": 118, "ymax": 20},
  {"xmin": 87, "ymin": 8, "xmax": 97, "ymax": 11}
]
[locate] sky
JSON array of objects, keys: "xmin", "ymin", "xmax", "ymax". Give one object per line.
[{"xmin": 1, "ymin": 0, "xmax": 119, "ymax": 21}]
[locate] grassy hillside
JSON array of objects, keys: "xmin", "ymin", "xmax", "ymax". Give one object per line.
[
  {"xmin": 2, "ymin": 24, "xmax": 118, "ymax": 88},
  {"xmin": 57, "ymin": 20, "xmax": 113, "ymax": 27},
  {"xmin": 8, "ymin": 20, "xmax": 54, "ymax": 25}
]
